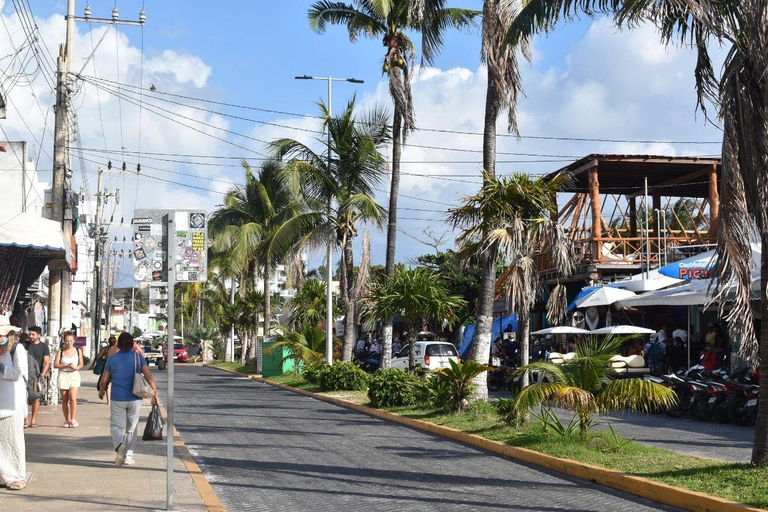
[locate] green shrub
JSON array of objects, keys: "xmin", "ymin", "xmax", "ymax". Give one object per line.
[
  {"xmin": 495, "ymin": 396, "xmax": 523, "ymax": 426},
  {"xmin": 302, "ymin": 361, "xmax": 327, "ymax": 384},
  {"xmin": 317, "ymin": 361, "xmax": 369, "ymax": 391},
  {"xmin": 367, "ymin": 368, "xmax": 425, "ymax": 408},
  {"xmin": 429, "ymin": 360, "xmax": 491, "ymax": 413}
]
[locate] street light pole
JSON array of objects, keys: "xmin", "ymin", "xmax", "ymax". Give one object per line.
[{"xmin": 295, "ymin": 75, "xmax": 363, "ymax": 365}]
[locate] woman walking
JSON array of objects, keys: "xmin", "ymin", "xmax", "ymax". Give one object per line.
[
  {"xmin": 99, "ymin": 332, "xmax": 159, "ymax": 467},
  {"xmin": 96, "ymin": 336, "xmax": 117, "ymax": 404},
  {"xmin": 53, "ymin": 331, "xmax": 83, "ymax": 427},
  {"xmin": 0, "ymin": 319, "xmax": 27, "ymax": 490}
]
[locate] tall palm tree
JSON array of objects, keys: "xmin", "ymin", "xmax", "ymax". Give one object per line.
[
  {"xmin": 514, "ymin": 335, "xmax": 677, "ymax": 435},
  {"xmin": 272, "ymin": 98, "xmax": 389, "ymax": 360},
  {"xmin": 209, "ymin": 161, "xmax": 319, "ymax": 364},
  {"xmin": 288, "ymin": 279, "xmax": 343, "ymax": 329},
  {"xmin": 503, "ymin": 0, "xmax": 768, "ymax": 467},
  {"xmin": 362, "ymin": 266, "xmax": 466, "ymax": 370},
  {"xmin": 308, "ymin": 1, "xmax": 480, "ymax": 366},
  {"xmin": 472, "ymin": 0, "xmax": 532, "ymax": 397},
  {"xmin": 449, "ymin": 171, "xmax": 575, "ymax": 399}
]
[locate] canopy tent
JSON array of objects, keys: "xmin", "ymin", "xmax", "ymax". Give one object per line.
[
  {"xmin": 567, "ymin": 284, "xmax": 633, "ymax": 312},
  {"xmin": 573, "ymin": 286, "xmax": 636, "ymax": 309},
  {"xmin": 531, "ymin": 326, "xmax": 590, "ymax": 335},
  {"xmin": 590, "ymin": 325, "xmax": 655, "ymax": 334},
  {"xmin": 614, "ymin": 278, "xmax": 761, "ymax": 308},
  {"xmin": 658, "ymin": 244, "xmax": 760, "ymax": 281},
  {"xmin": 459, "ymin": 313, "xmax": 517, "ymax": 360}
]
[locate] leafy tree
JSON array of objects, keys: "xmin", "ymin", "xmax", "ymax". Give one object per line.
[
  {"xmin": 209, "ymin": 161, "xmax": 318, "ymax": 362},
  {"xmin": 449, "ymin": 171, "xmax": 575, "ymax": 399},
  {"xmin": 361, "ymin": 266, "xmax": 466, "ymax": 370},
  {"xmin": 416, "ymin": 250, "xmax": 483, "ymax": 328},
  {"xmin": 513, "ymin": 336, "xmax": 677, "ymax": 435},
  {"xmin": 503, "ymin": 0, "xmax": 768, "ymax": 467},
  {"xmin": 288, "ymin": 279, "xmax": 342, "ymax": 329},
  {"xmin": 272, "ymin": 98, "xmax": 389, "ymax": 361},
  {"xmin": 308, "ymin": 0, "xmax": 480, "ymax": 365}
]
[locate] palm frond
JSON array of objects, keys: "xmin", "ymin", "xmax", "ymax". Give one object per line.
[{"xmin": 596, "ymin": 378, "xmax": 678, "ymax": 413}]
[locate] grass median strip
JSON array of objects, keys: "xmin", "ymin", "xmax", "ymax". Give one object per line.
[{"xmin": 266, "ymin": 372, "xmax": 768, "ymax": 509}]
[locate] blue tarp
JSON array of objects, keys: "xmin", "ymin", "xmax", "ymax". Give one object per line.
[{"xmin": 459, "ymin": 314, "xmax": 517, "ymax": 360}]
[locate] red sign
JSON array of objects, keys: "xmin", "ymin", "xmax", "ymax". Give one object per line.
[
  {"xmin": 679, "ymin": 267, "xmax": 715, "ymax": 280},
  {"xmin": 75, "ymin": 336, "xmax": 87, "ymax": 348}
]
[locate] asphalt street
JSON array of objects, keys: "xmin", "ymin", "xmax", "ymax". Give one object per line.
[{"xmin": 155, "ymin": 366, "xmax": 684, "ymax": 512}]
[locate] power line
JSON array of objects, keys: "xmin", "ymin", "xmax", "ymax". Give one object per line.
[{"xmin": 79, "ymin": 74, "xmax": 724, "ymax": 146}]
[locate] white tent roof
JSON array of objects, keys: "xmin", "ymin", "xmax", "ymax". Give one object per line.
[
  {"xmin": 532, "ymin": 326, "xmax": 591, "ymax": 335},
  {"xmin": 0, "ymin": 212, "xmax": 71, "ymax": 263},
  {"xmin": 574, "ymin": 286, "xmax": 636, "ymax": 308},
  {"xmin": 591, "ymin": 325, "xmax": 656, "ymax": 334}
]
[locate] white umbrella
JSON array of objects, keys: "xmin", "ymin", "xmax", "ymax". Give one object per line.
[
  {"xmin": 531, "ymin": 326, "xmax": 591, "ymax": 335},
  {"xmin": 590, "ymin": 325, "xmax": 655, "ymax": 335},
  {"xmin": 573, "ymin": 286, "xmax": 636, "ymax": 308}
]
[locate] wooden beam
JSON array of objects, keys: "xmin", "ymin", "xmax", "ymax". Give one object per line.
[
  {"xmin": 588, "ymin": 168, "xmax": 603, "ymax": 259},
  {"xmin": 625, "ymin": 167, "xmax": 711, "ymax": 199},
  {"xmin": 709, "ymin": 164, "xmax": 719, "ymax": 238}
]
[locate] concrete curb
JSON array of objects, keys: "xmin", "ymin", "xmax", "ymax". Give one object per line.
[
  {"xmin": 157, "ymin": 402, "xmax": 226, "ymax": 512},
  {"xmin": 203, "ymin": 364, "xmax": 765, "ymax": 512}
]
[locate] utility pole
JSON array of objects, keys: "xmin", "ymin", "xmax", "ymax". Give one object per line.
[
  {"xmin": 50, "ymin": 2, "xmax": 146, "ymax": 341},
  {"xmin": 90, "ymin": 168, "xmax": 104, "ymax": 360},
  {"xmin": 294, "ymin": 75, "xmax": 363, "ymax": 364}
]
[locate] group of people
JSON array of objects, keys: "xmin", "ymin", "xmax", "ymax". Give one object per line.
[
  {"xmin": 0, "ymin": 316, "xmax": 161, "ymax": 492},
  {"xmin": 640, "ymin": 322, "xmax": 729, "ymax": 375}
]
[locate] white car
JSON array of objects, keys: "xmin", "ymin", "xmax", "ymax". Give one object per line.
[{"xmin": 391, "ymin": 341, "xmax": 460, "ymax": 371}]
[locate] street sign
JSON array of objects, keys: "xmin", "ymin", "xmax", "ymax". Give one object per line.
[{"xmin": 131, "ymin": 209, "xmax": 208, "ymax": 283}]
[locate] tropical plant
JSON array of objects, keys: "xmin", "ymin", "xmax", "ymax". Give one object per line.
[
  {"xmin": 209, "ymin": 160, "xmax": 319, "ymax": 363},
  {"xmin": 301, "ymin": 361, "xmax": 327, "ymax": 384},
  {"xmin": 361, "ymin": 266, "xmax": 466, "ymax": 370},
  {"xmin": 266, "ymin": 324, "xmax": 336, "ymax": 370},
  {"xmin": 504, "ymin": 0, "xmax": 768, "ymax": 466},
  {"xmin": 316, "ymin": 361, "xmax": 370, "ymax": 391},
  {"xmin": 308, "ymin": 1, "xmax": 480, "ymax": 366},
  {"xmin": 186, "ymin": 324, "xmax": 218, "ymax": 349},
  {"xmin": 430, "ymin": 359, "xmax": 492, "ymax": 413},
  {"xmin": 272, "ymin": 98, "xmax": 389, "ymax": 361},
  {"xmin": 288, "ymin": 279, "xmax": 342, "ymax": 329},
  {"xmin": 367, "ymin": 367, "xmax": 425, "ymax": 408},
  {"xmin": 449, "ymin": 171, "xmax": 575, "ymax": 399},
  {"xmin": 512, "ymin": 335, "xmax": 677, "ymax": 435}
]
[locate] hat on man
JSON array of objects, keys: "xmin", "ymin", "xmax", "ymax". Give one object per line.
[
  {"xmin": 649, "ymin": 333, "xmax": 658, "ymax": 342},
  {"xmin": 0, "ymin": 313, "xmax": 21, "ymax": 336}
]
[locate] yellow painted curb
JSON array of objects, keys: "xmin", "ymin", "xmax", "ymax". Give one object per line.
[{"xmin": 158, "ymin": 402, "xmax": 226, "ymax": 512}]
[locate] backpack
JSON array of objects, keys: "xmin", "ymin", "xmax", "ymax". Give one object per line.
[
  {"xmin": 648, "ymin": 341, "xmax": 665, "ymax": 363},
  {"xmin": 11, "ymin": 343, "xmax": 43, "ymax": 403}
]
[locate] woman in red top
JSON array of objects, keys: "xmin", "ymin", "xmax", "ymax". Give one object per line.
[{"xmin": 699, "ymin": 342, "xmax": 718, "ymax": 371}]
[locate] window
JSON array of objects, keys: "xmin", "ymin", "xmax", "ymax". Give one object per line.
[
  {"xmin": 174, "ymin": 343, "xmax": 185, "ymax": 350},
  {"xmin": 426, "ymin": 344, "xmax": 457, "ymax": 357}
]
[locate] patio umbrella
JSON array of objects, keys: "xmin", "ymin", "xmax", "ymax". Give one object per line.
[
  {"xmin": 531, "ymin": 326, "xmax": 590, "ymax": 335},
  {"xmin": 590, "ymin": 325, "xmax": 655, "ymax": 335},
  {"xmin": 573, "ymin": 286, "xmax": 636, "ymax": 309}
]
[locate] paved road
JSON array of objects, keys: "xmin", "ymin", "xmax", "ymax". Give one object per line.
[
  {"xmin": 156, "ymin": 366, "xmax": 683, "ymax": 512},
  {"xmin": 489, "ymin": 389, "xmax": 754, "ymax": 463}
]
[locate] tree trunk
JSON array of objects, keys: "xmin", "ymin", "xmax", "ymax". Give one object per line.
[
  {"xmin": 341, "ymin": 237, "xmax": 356, "ymax": 361},
  {"xmin": 471, "ymin": 66, "xmax": 501, "ymax": 400},
  {"xmin": 407, "ymin": 329, "xmax": 417, "ymax": 372},
  {"xmin": 519, "ymin": 312, "xmax": 530, "ymax": 388},
  {"xmin": 751, "ymin": 232, "xmax": 768, "ymax": 464},
  {"xmin": 381, "ymin": 107, "xmax": 403, "ymax": 369}
]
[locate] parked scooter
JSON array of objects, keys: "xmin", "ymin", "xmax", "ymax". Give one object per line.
[
  {"xmin": 354, "ymin": 349, "xmax": 381, "ymax": 373},
  {"xmin": 727, "ymin": 385, "xmax": 759, "ymax": 426}
]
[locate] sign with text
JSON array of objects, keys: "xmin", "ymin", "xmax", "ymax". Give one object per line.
[{"xmin": 132, "ymin": 209, "xmax": 208, "ymax": 283}]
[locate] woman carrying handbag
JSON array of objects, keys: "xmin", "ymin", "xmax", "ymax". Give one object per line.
[{"xmin": 98, "ymin": 332, "xmax": 159, "ymax": 467}]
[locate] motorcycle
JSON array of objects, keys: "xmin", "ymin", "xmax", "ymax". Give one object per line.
[
  {"xmin": 354, "ymin": 349, "xmax": 381, "ymax": 374},
  {"xmin": 487, "ymin": 357, "xmax": 518, "ymax": 392},
  {"xmin": 727, "ymin": 385, "xmax": 759, "ymax": 426}
]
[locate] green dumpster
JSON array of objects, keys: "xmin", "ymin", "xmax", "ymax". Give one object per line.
[{"xmin": 261, "ymin": 340, "xmax": 298, "ymax": 377}]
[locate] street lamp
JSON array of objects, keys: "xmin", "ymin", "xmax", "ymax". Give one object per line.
[{"xmin": 295, "ymin": 75, "xmax": 364, "ymax": 365}]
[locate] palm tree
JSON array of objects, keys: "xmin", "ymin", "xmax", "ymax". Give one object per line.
[
  {"xmin": 362, "ymin": 266, "xmax": 466, "ymax": 370},
  {"xmin": 266, "ymin": 324, "xmax": 338, "ymax": 370},
  {"xmin": 308, "ymin": 1, "xmax": 480, "ymax": 366},
  {"xmin": 449, "ymin": 171, "xmax": 575, "ymax": 399},
  {"xmin": 502, "ymin": 0, "xmax": 768, "ymax": 467},
  {"xmin": 471, "ymin": 0, "xmax": 532, "ymax": 401},
  {"xmin": 209, "ymin": 161, "xmax": 319, "ymax": 364},
  {"xmin": 272, "ymin": 98, "xmax": 389, "ymax": 361},
  {"xmin": 513, "ymin": 335, "xmax": 677, "ymax": 435},
  {"xmin": 288, "ymin": 279, "xmax": 343, "ymax": 329}
]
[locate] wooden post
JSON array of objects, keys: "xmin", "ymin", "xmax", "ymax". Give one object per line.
[
  {"xmin": 708, "ymin": 164, "xmax": 719, "ymax": 239},
  {"xmin": 550, "ymin": 191, "xmax": 559, "ymax": 222},
  {"xmin": 629, "ymin": 197, "xmax": 637, "ymax": 237},
  {"xmin": 588, "ymin": 168, "xmax": 602, "ymax": 261}
]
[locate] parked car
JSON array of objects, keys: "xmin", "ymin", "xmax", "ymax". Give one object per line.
[
  {"xmin": 164, "ymin": 343, "xmax": 189, "ymax": 363},
  {"xmin": 391, "ymin": 341, "xmax": 460, "ymax": 371}
]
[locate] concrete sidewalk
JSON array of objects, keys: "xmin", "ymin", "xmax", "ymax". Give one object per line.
[{"xmin": 0, "ymin": 370, "xmax": 215, "ymax": 512}]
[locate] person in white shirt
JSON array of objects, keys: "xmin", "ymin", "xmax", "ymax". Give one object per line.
[
  {"xmin": 0, "ymin": 321, "xmax": 27, "ymax": 490},
  {"xmin": 657, "ymin": 324, "xmax": 669, "ymax": 343}
]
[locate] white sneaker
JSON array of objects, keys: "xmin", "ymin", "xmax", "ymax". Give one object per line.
[
  {"xmin": 124, "ymin": 456, "xmax": 135, "ymax": 466},
  {"xmin": 115, "ymin": 444, "xmax": 128, "ymax": 467}
]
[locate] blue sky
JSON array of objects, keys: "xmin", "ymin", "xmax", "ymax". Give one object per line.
[{"xmin": 6, "ymin": 1, "xmax": 723, "ymax": 284}]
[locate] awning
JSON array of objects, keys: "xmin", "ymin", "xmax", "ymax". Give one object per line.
[
  {"xmin": 0, "ymin": 212, "xmax": 72, "ymax": 265},
  {"xmin": 615, "ymin": 278, "xmax": 760, "ymax": 308},
  {"xmin": 657, "ymin": 245, "xmax": 760, "ymax": 281}
]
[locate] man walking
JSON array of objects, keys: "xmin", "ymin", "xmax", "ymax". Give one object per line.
[{"xmin": 24, "ymin": 326, "xmax": 49, "ymax": 428}]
